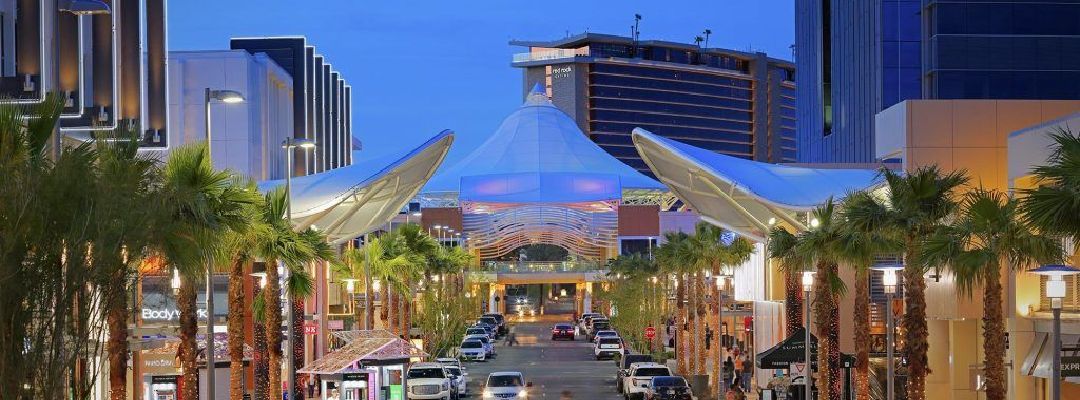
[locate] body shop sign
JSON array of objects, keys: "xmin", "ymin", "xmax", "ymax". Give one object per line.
[{"xmin": 141, "ymin": 308, "xmax": 208, "ymax": 321}]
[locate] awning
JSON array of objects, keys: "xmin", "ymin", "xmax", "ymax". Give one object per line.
[
  {"xmin": 140, "ymin": 333, "xmax": 255, "ymax": 362},
  {"xmin": 756, "ymin": 327, "xmax": 855, "ymax": 370},
  {"xmin": 1020, "ymin": 332, "xmax": 1080, "ymax": 383},
  {"xmin": 299, "ymin": 330, "xmax": 427, "ymax": 375},
  {"xmin": 259, "ymin": 131, "xmax": 453, "ymax": 244}
]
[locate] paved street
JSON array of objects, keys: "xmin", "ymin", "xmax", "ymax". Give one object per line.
[{"xmin": 461, "ymin": 317, "xmax": 622, "ymax": 399}]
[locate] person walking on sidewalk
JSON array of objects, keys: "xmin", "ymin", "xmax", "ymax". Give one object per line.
[{"xmin": 504, "ymin": 324, "xmax": 518, "ymax": 346}]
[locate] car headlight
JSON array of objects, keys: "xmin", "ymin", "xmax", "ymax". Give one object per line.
[
  {"xmin": 482, "ymin": 390, "xmax": 494, "ymax": 398},
  {"xmin": 517, "ymin": 390, "xmax": 528, "ymax": 398}
]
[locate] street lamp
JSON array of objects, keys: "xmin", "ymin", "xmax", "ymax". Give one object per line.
[
  {"xmin": 171, "ymin": 268, "xmax": 181, "ymax": 295},
  {"xmin": 715, "ymin": 273, "xmax": 732, "ymax": 395},
  {"xmin": 1030, "ymin": 264, "xmax": 1080, "ymax": 400},
  {"xmin": 281, "ymin": 137, "xmax": 315, "ymax": 400},
  {"xmin": 872, "ymin": 260, "xmax": 903, "ymax": 400},
  {"xmin": 202, "ymin": 88, "xmax": 244, "ymax": 400},
  {"xmin": 801, "ymin": 271, "xmax": 815, "ymax": 400}
]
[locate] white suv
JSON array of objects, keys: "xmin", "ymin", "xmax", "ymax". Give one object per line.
[
  {"xmin": 482, "ymin": 371, "xmax": 532, "ymax": 399},
  {"xmin": 594, "ymin": 336, "xmax": 624, "ymax": 360},
  {"xmin": 459, "ymin": 339, "xmax": 487, "ymax": 362},
  {"xmin": 621, "ymin": 362, "xmax": 672, "ymax": 400},
  {"xmin": 406, "ymin": 362, "xmax": 455, "ymax": 400}
]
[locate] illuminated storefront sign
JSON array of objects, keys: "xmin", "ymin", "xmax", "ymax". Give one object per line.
[{"xmin": 141, "ymin": 308, "xmax": 209, "ymax": 321}]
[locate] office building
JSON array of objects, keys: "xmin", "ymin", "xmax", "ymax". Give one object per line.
[
  {"xmin": 231, "ymin": 37, "xmax": 354, "ymax": 175},
  {"xmin": 511, "ymin": 33, "xmax": 795, "ymax": 175},
  {"xmin": 796, "ymin": 0, "xmax": 1080, "ymax": 163},
  {"xmin": 0, "ymin": 0, "xmax": 169, "ymax": 147},
  {"xmin": 163, "ymin": 50, "xmax": 296, "ymax": 180}
]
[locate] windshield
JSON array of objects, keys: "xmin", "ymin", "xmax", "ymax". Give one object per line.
[
  {"xmin": 445, "ymin": 367, "xmax": 461, "ymax": 377},
  {"xmin": 479, "ymin": 317, "xmax": 497, "ymax": 325},
  {"xmin": 597, "ymin": 331, "xmax": 616, "ymax": 336},
  {"xmin": 461, "ymin": 341, "xmax": 482, "ymax": 349},
  {"xmin": 407, "ymin": 368, "xmax": 445, "ymax": 379},
  {"xmin": 599, "ymin": 338, "xmax": 621, "ymax": 345},
  {"xmin": 487, "ymin": 375, "xmax": 523, "ymax": 387},
  {"xmin": 594, "ymin": 321, "xmax": 610, "ymax": 329},
  {"xmin": 652, "ymin": 377, "xmax": 687, "ymax": 387},
  {"xmin": 634, "ymin": 368, "xmax": 671, "ymax": 377},
  {"xmin": 467, "ymin": 329, "xmax": 486, "ymax": 335}
]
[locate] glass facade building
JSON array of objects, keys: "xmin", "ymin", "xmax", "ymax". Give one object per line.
[
  {"xmin": 512, "ymin": 33, "xmax": 795, "ymax": 176},
  {"xmin": 797, "ymin": 0, "xmax": 1080, "ymax": 163}
]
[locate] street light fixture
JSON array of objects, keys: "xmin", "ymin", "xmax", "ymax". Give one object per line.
[
  {"xmin": 1030, "ymin": 264, "xmax": 1080, "ymax": 400},
  {"xmin": 171, "ymin": 268, "xmax": 181, "ymax": 295},
  {"xmin": 714, "ymin": 273, "xmax": 732, "ymax": 394},
  {"xmin": 202, "ymin": 87, "xmax": 244, "ymax": 400},
  {"xmin": 801, "ymin": 271, "xmax": 815, "ymax": 400},
  {"xmin": 872, "ymin": 260, "xmax": 904, "ymax": 400},
  {"xmin": 281, "ymin": 136, "xmax": 316, "ymax": 400}
]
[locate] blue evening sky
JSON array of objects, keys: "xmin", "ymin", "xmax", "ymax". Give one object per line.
[{"xmin": 168, "ymin": 1, "xmax": 794, "ymax": 163}]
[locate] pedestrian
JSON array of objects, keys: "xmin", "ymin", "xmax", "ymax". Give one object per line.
[
  {"xmin": 504, "ymin": 324, "xmax": 518, "ymax": 346},
  {"xmin": 724, "ymin": 356, "xmax": 735, "ymax": 388},
  {"xmin": 741, "ymin": 355, "xmax": 753, "ymax": 393}
]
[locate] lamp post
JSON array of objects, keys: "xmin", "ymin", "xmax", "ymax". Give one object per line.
[
  {"xmin": 716, "ymin": 274, "xmax": 731, "ymax": 395},
  {"xmin": 202, "ymin": 87, "xmax": 244, "ymax": 400},
  {"xmin": 1030, "ymin": 264, "xmax": 1080, "ymax": 400},
  {"xmin": 281, "ymin": 137, "xmax": 315, "ymax": 400},
  {"xmin": 802, "ymin": 271, "xmax": 815, "ymax": 400},
  {"xmin": 872, "ymin": 261, "xmax": 903, "ymax": 400}
]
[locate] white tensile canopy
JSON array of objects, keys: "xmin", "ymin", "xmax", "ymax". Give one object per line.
[
  {"xmin": 260, "ymin": 131, "xmax": 454, "ymax": 244},
  {"xmin": 632, "ymin": 128, "xmax": 882, "ymax": 242}
]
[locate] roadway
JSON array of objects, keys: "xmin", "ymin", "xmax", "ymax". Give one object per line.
[{"xmin": 461, "ymin": 316, "xmax": 622, "ymax": 399}]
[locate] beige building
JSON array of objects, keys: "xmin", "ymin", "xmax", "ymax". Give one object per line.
[{"xmin": 875, "ymin": 100, "xmax": 1080, "ymax": 400}]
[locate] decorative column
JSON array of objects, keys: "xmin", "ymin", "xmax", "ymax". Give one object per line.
[{"xmin": 583, "ymin": 282, "xmax": 593, "ymax": 314}]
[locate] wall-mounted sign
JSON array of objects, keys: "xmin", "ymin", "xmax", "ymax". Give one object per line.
[
  {"xmin": 304, "ymin": 321, "xmax": 318, "ymax": 335},
  {"xmin": 1063, "ymin": 356, "xmax": 1080, "ymax": 377},
  {"xmin": 328, "ymin": 319, "xmax": 344, "ymax": 330},
  {"xmin": 141, "ymin": 308, "xmax": 208, "ymax": 321}
]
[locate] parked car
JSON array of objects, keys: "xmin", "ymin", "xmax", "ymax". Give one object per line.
[
  {"xmin": 467, "ymin": 327, "xmax": 494, "ymax": 340},
  {"xmin": 474, "ymin": 322, "xmax": 497, "ymax": 339},
  {"xmin": 406, "ymin": 362, "xmax": 455, "ymax": 400},
  {"xmin": 579, "ymin": 313, "xmax": 603, "ymax": 333},
  {"xmin": 478, "ymin": 316, "xmax": 501, "ymax": 336},
  {"xmin": 615, "ymin": 354, "xmax": 654, "ymax": 392},
  {"xmin": 465, "ymin": 334, "xmax": 496, "ymax": 358},
  {"xmin": 482, "ymin": 313, "xmax": 508, "ymax": 335},
  {"xmin": 621, "ymin": 363, "xmax": 672, "ymax": 400},
  {"xmin": 587, "ymin": 318, "xmax": 611, "ymax": 340},
  {"xmin": 443, "ymin": 364, "xmax": 467, "ymax": 397},
  {"xmin": 591, "ymin": 329, "xmax": 619, "ymax": 344},
  {"xmin": 482, "ymin": 371, "xmax": 532, "ymax": 399},
  {"xmin": 459, "ymin": 339, "xmax": 487, "ymax": 362},
  {"xmin": 595, "ymin": 336, "xmax": 624, "ymax": 360},
  {"xmin": 436, "ymin": 357, "xmax": 462, "ymax": 369},
  {"xmin": 644, "ymin": 376, "xmax": 694, "ymax": 400},
  {"xmin": 551, "ymin": 323, "xmax": 575, "ymax": 340}
]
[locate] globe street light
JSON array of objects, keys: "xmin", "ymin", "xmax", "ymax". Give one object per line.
[
  {"xmin": 281, "ymin": 137, "xmax": 315, "ymax": 400},
  {"xmin": 872, "ymin": 260, "xmax": 903, "ymax": 400},
  {"xmin": 203, "ymin": 87, "xmax": 244, "ymax": 400},
  {"xmin": 802, "ymin": 271, "xmax": 815, "ymax": 400},
  {"xmin": 1030, "ymin": 264, "xmax": 1080, "ymax": 400}
]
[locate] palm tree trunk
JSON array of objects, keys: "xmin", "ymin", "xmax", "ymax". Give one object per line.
[
  {"xmin": 106, "ymin": 274, "xmax": 129, "ymax": 400},
  {"xmin": 711, "ymin": 266, "xmax": 722, "ymax": 396},
  {"xmin": 676, "ymin": 273, "xmax": 688, "ymax": 375},
  {"xmin": 694, "ymin": 272, "xmax": 707, "ymax": 376},
  {"xmin": 177, "ymin": 277, "xmax": 199, "ymax": 400},
  {"xmin": 265, "ymin": 260, "xmax": 283, "ymax": 400},
  {"xmin": 853, "ymin": 268, "xmax": 871, "ymax": 400},
  {"xmin": 813, "ymin": 262, "xmax": 842, "ymax": 400},
  {"xmin": 785, "ymin": 271, "xmax": 803, "ymax": 337},
  {"xmin": 365, "ymin": 278, "xmax": 374, "ymax": 330},
  {"xmin": 228, "ymin": 260, "xmax": 247, "ymax": 400},
  {"xmin": 903, "ymin": 245, "xmax": 930, "ymax": 400},
  {"xmin": 292, "ymin": 298, "xmax": 306, "ymax": 400},
  {"xmin": 389, "ymin": 290, "xmax": 399, "ymax": 335},
  {"xmin": 983, "ymin": 265, "xmax": 1006, "ymax": 400},
  {"xmin": 381, "ymin": 283, "xmax": 391, "ymax": 330},
  {"xmin": 402, "ymin": 280, "xmax": 412, "ymax": 337},
  {"xmin": 687, "ymin": 272, "xmax": 696, "ymax": 374},
  {"xmin": 254, "ymin": 321, "xmax": 269, "ymax": 400}
]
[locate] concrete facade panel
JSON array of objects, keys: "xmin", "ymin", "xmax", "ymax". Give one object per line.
[{"xmin": 617, "ymin": 205, "xmax": 660, "ymax": 237}]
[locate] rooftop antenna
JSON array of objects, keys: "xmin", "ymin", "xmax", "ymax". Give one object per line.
[
  {"xmin": 632, "ymin": 14, "xmax": 642, "ymax": 57},
  {"xmin": 703, "ymin": 29, "xmax": 712, "ymax": 48}
]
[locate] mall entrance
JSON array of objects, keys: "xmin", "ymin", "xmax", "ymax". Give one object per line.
[{"xmin": 504, "ymin": 283, "xmax": 578, "ymax": 316}]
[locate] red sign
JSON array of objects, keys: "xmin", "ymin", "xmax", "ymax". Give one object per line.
[
  {"xmin": 303, "ymin": 321, "xmax": 318, "ymax": 335},
  {"xmin": 644, "ymin": 326, "xmax": 657, "ymax": 339}
]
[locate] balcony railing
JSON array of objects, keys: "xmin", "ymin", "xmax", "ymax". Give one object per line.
[
  {"xmin": 478, "ymin": 261, "xmax": 607, "ymax": 274},
  {"xmin": 512, "ymin": 49, "xmax": 589, "ymax": 63}
]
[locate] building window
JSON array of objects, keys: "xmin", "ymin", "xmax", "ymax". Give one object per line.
[{"xmin": 821, "ymin": 0, "xmax": 833, "ymax": 136}]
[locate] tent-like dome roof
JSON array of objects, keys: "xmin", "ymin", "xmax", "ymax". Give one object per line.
[{"xmin": 424, "ymin": 84, "xmax": 664, "ymax": 203}]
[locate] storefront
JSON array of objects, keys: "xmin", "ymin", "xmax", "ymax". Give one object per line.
[
  {"xmin": 300, "ymin": 330, "xmax": 427, "ymax": 400},
  {"xmin": 138, "ymin": 333, "xmax": 254, "ymax": 399}
]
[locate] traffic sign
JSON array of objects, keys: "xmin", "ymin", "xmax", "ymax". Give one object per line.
[{"xmin": 644, "ymin": 326, "xmax": 657, "ymax": 339}]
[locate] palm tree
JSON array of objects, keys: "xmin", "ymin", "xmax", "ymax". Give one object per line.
[
  {"xmin": 340, "ymin": 237, "xmax": 411, "ymax": 330},
  {"xmin": 919, "ymin": 188, "xmax": 1061, "ymax": 400},
  {"xmin": 655, "ymin": 231, "xmax": 697, "ymax": 375},
  {"xmin": 387, "ymin": 224, "xmax": 437, "ymax": 336},
  {"xmin": 158, "ymin": 143, "xmax": 254, "ymax": 400},
  {"xmin": 767, "ymin": 226, "xmax": 807, "ymax": 338},
  {"xmin": 1020, "ymin": 128, "xmax": 1080, "ymax": 242},
  {"xmin": 843, "ymin": 166, "xmax": 968, "ymax": 400},
  {"xmin": 93, "ymin": 135, "xmax": 159, "ymax": 400},
  {"xmin": 289, "ymin": 227, "xmax": 335, "ymax": 400},
  {"xmin": 769, "ymin": 201, "xmax": 846, "ymax": 400},
  {"xmin": 691, "ymin": 222, "xmax": 753, "ymax": 395},
  {"xmin": 836, "ymin": 192, "xmax": 903, "ymax": 400}
]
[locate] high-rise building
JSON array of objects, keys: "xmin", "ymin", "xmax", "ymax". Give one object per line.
[
  {"xmin": 230, "ymin": 37, "xmax": 354, "ymax": 175},
  {"xmin": 0, "ymin": 0, "xmax": 169, "ymax": 147},
  {"xmin": 796, "ymin": 0, "xmax": 1080, "ymax": 163},
  {"xmin": 511, "ymin": 33, "xmax": 795, "ymax": 176}
]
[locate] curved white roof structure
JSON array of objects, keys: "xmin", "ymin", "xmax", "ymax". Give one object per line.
[
  {"xmin": 260, "ymin": 131, "xmax": 454, "ymax": 244},
  {"xmin": 632, "ymin": 128, "xmax": 882, "ymax": 242},
  {"xmin": 423, "ymin": 84, "xmax": 664, "ymax": 203}
]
